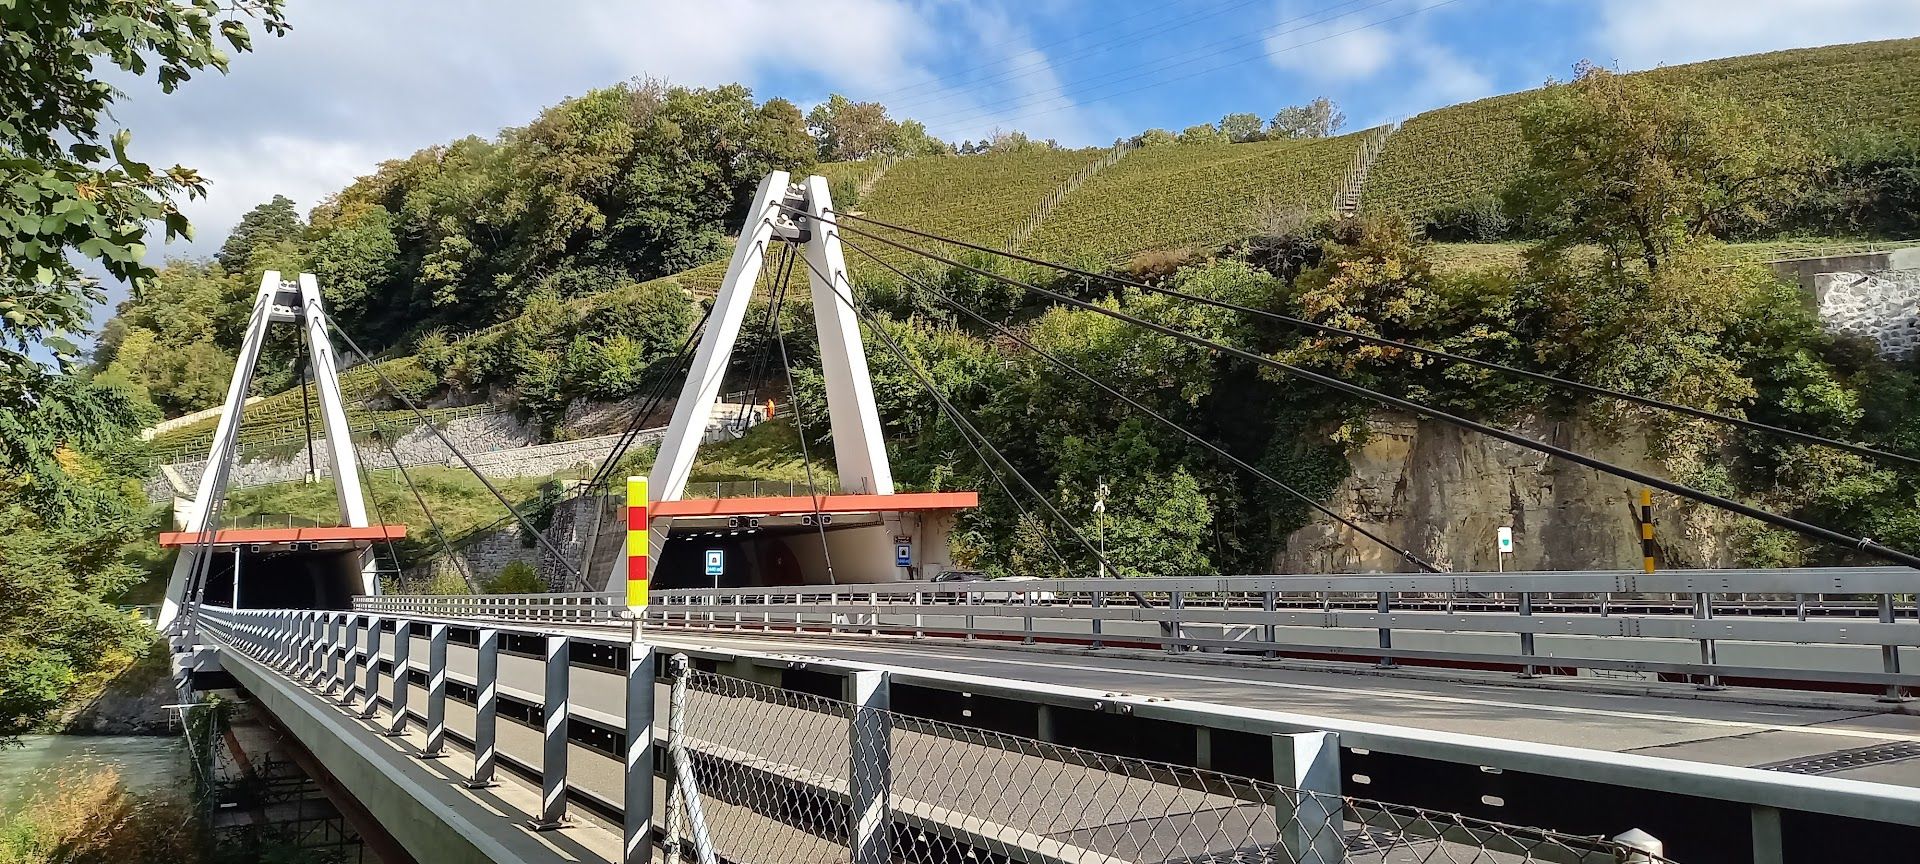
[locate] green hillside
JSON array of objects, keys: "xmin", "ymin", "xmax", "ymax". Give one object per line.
[
  {"xmin": 1025, "ymin": 134, "xmax": 1362, "ymax": 264},
  {"xmin": 1366, "ymin": 38, "xmax": 1920, "ymax": 219}
]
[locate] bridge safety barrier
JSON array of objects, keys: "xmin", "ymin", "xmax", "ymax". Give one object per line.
[{"xmin": 193, "ymin": 603, "xmax": 1676, "ymax": 863}]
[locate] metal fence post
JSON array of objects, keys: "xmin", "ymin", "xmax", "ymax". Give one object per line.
[
  {"xmin": 1877, "ymin": 593, "xmax": 1909, "ymax": 702},
  {"xmin": 1695, "ymin": 591, "xmax": 1724, "ymax": 690},
  {"xmin": 323, "ymin": 612, "xmax": 341, "ymax": 693},
  {"xmin": 386, "ymin": 622, "xmax": 412, "ymax": 737},
  {"xmin": 464, "ymin": 627, "xmax": 500, "ymax": 789},
  {"xmin": 849, "ymin": 669, "xmax": 892, "ymax": 864},
  {"xmin": 339, "ymin": 613, "xmax": 361, "ymax": 705},
  {"xmin": 1263, "ymin": 590, "xmax": 1278, "ymax": 660},
  {"xmin": 1091, "ymin": 590, "xmax": 1104, "ymax": 649},
  {"xmin": 360, "ymin": 616, "xmax": 383, "ymax": 719},
  {"xmin": 1518, "ymin": 592, "xmax": 1538, "ymax": 679},
  {"xmin": 421, "ymin": 622, "xmax": 449, "ymax": 758},
  {"xmin": 623, "ymin": 636, "xmax": 656, "ymax": 864},
  {"xmin": 528, "ymin": 634, "xmax": 571, "ymax": 830},
  {"xmin": 1750, "ymin": 804, "xmax": 1784, "ymax": 864},
  {"xmin": 1375, "ymin": 592, "xmax": 1396, "ymax": 669},
  {"xmin": 1022, "ymin": 588, "xmax": 1036, "ymax": 645},
  {"xmin": 1167, "ymin": 591, "xmax": 1184, "ymax": 654},
  {"xmin": 1274, "ymin": 731, "xmax": 1344, "ymax": 864}
]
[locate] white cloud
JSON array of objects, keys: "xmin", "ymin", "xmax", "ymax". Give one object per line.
[
  {"xmin": 1263, "ymin": 1, "xmax": 1493, "ymax": 122},
  {"xmin": 1593, "ymin": 0, "xmax": 1920, "ymax": 70},
  {"xmin": 104, "ymin": 0, "xmax": 942, "ymax": 272}
]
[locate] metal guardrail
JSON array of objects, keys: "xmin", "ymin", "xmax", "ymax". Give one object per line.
[
  {"xmin": 637, "ymin": 569, "xmax": 1919, "ymax": 699},
  {"xmin": 356, "ymin": 591, "xmax": 623, "ymax": 623},
  {"xmin": 193, "ymin": 604, "xmax": 1683, "ymax": 864}
]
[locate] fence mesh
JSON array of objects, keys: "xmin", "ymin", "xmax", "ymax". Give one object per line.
[{"xmin": 667, "ymin": 668, "xmax": 1672, "ymax": 864}]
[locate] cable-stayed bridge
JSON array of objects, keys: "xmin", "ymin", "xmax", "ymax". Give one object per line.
[{"xmin": 163, "ymin": 172, "xmax": 1919, "ymax": 864}]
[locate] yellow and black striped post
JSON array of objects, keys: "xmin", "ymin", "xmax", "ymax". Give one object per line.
[
  {"xmin": 1638, "ymin": 488, "xmax": 1656, "ymax": 574},
  {"xmin": 626, "ymin": 476, "xmax": 650, "ymax": 610}
]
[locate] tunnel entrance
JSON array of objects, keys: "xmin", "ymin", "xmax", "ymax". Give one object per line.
[
  {"xmin": 196, "ymin": 546, "xmax": 367, "ymax": 611},
  {"xmin": 655, "ymin": 525, "xmax": 851, "ymax": 590}
]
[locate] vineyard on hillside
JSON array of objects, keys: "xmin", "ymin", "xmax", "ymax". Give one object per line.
[
  {"xmin": 1023, "ymin": 133, "xmax": 1364, "ymax": 264},
  {"xmin": 850, "ymin": 148, "xmax": 1104, "ymax": 268},
  {"xmin": 1365, "ymin": 37, "xmax": 1920, "ymax": 220},
  {"xmin": 146, "ymin": 357, "xmax": 448, "ymax": 460}
]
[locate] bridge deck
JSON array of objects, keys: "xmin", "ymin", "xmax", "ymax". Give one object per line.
[{"xmin": 627, "ymin": 630, "xmax": 1920, "ymax": 789}]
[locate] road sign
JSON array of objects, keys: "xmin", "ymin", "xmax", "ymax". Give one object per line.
[
  {"xmin": 895, "ymin": 540, "xmax": 912, "ymax": 568},
  {"xmin": 704, "ymin": 549, "xmax": 724, "ymax": 577},
  {"xmin": 1497, "ymin": 526, "xmax": 1514, "ymax": 554}
]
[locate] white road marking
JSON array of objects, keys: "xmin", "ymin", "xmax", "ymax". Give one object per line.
[{"xmin": 652, "ymin": 633, "xmax": 1920, "ymax": 746}]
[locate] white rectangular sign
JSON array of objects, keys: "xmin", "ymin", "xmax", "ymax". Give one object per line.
[{"xmin": 1497, "ymin": 526, "xmax": 1514, "ymax": 554}]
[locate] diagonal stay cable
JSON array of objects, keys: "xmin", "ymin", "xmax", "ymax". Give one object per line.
[
  {"xmin": 184, "ymin": 296, "xmax": 274, "ymax": 615},
  {"xmin": 350, "ymin": 424, "xmax": 408, "ymax": 591},
  {"xmin": 840, "ymin": 233, "xmax": 1442, "ymax": 573},
  {"xmin": 363, "ymin": 415, "xmax": 478, "ymax": 593},
  {"xmin": 585, "ymin": 301, "xmax": 717, "ymax": 493},
  {"xmin": 784, "ymin": 231, "xmax": 1115, "ymax": 578},
  {"xmin": 763, "ymin": 242, "xmax": 839, "ymax": 584},
  {"xmin": 814, "ymin": 208, "xmax": 1920, "ymax": 570},
  {"xmin": 829, "ymin": 210, "xmax": 1920, "ymax": 472},
  {"xmin": 325, "ymin": 321, "xmax": 579, "ymax": 579}
]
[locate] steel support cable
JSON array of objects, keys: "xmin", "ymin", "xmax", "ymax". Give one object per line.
[
  {"xmin": 763, "ymin": 242, "xmax": 838, "ymax": 584},
  {"xmin": 362, "ymin": 412, "xmax": 477, "ymax": 593},
  {"xmin": 350, "ymin": 433, "xmax": 407, "ymax": 592},
  {"xmin": 830, "ymin": 209, "xmax": 1920, "ymax": 472},
  {"xmin": 733, "ymin": 243, "xmax": 790, "ymax": 431},
  {"xmin": 184, "ymin": 297, "xmax": 274, "ymax": 612},
  {"xmin": 815, "ymin": 211, "xmax": 1920, "ymax": 570},
  {"xmin": 785, "ymin": 238, "xmax": 1116, "ymax": 578},
  {"xmin": 839, "ymin": 234, "xmax": 1443, "ymax": 573},
  {"xmin": 324, "ymin": 322, "xmax": 581, "ymax": 578},
  {"xmin": 584, "ymin": 300, "xmax": 718, "ymax": 493}
]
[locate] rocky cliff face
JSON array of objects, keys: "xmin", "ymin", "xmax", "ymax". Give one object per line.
[{"xmin": 1280, "ymin": 412, "xmax": 1741, "ymax": 573}]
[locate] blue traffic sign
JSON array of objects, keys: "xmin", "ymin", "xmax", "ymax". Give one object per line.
[{"xmin": 704, "ymin": 549, "xmax": 724, "ymax": 577}]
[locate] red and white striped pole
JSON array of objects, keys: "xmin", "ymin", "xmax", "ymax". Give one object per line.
[{"xmin": 626, "ymin": 476, "xmax": 649, "ymax": 611}]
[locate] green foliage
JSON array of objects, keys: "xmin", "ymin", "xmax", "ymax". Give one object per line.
[
  {"xmin": 217, "ymin": 194, "xmax": 303, "ymax": 269},
  {"xmin": 1177, "ymin": 124, "xmax": 1229, "ymax": 145},
  {"xmin": 484, "ymin": 561, "xmax": 545, "ymax": 594},
  {"xmin": 806, "ymin": 94, "xmax": 948, "ymax": 162},
  {"xmin": 0, "ymin": 0, "xmax": 287, "ymax": 307},
  {"xmin": 856, "ymin": 147, "xmax": 1099, "ymax": 270},
  {"xmin": 1366, "ymin": 38, "xmax": 1920, "ymax": 225},
  {"xmin": 1268, "ymin": 98, "xmax": 1347, "ymax": 140},
  {"xmin": 1510, "ymin": 62, "xmax": 1826, "ymax": 280},
  {"xmin": 1024, "ymin": 135, "xmax": 1359, "ymax": 264}
]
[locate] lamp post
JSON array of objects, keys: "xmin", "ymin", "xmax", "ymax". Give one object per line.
[{"xmin": 1094, "ymin": 480, "xmax": 1110, "ymax": 578}]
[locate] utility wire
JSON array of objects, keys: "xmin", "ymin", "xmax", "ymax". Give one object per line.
[
  {"xmin": 815, "ymin": 209, "xmax": 1920, "ymax": 570},
  {"xmin": 913, "ymin": 0, "xmax": 1455, "ymax": 130},
  {"xmin": 830, "ymin": 210, "xmax": 1920, "ymax": 471},
  {"xmin": 363, "ymin": 414, "xmax": 479, "ymax": 594},
  {"xmin": 784, "ymin": 228, "xmax": 1117, "ymax": 577},
  {"xmin": 840, "ymin": 233, "xmax": 1442, "ymax": 572},
  {"xmin": 884, "ymin": 0, "xmax": 1306, "ymax": 115},
  {"xmin": 325, "ymin": 322, "xmax": 580, "ymax": 579}
]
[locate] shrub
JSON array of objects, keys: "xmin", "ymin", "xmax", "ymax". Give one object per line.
[
  {"xmin": 483, "ymin": 560, "xmax": 545, "ymax": 594},
  {"xmin": 1419, "ymin": 196, "xmax": 1512, "ymax": 242}
]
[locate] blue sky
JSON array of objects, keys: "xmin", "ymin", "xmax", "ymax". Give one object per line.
[{"xmin": 94, "ymin": 0, "xmax": 1920, "ymax": 297}]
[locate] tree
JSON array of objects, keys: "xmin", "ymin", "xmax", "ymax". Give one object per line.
[
  {"xmin": 808, "ymin": 94, "xmax": 895, "ymax": 161},
  {"xmin": 216, "ymin": 194, "xmax": 303, "ymax": 270},
  {"xmin": 1178, "ymin": 124, "xmax": 1229, "ymax": 145},
  {"xmin": 1219, "ymin": 112, "xmax": 1265, "ymax": 143},
  {"xmin": 0, "ymin": 1, "xmax": 287, "ymax": 375},
  {"xmin": 1509, "ymin": 62, "xmax": 1828, "ymax": 281},
  {"xmin": 1267, "ymin": 97, "xmax": 1346, "ymax": 140},
  {"xmin": 1130, "ymin": 128, "xmax": 1177, "ymax": 147}
]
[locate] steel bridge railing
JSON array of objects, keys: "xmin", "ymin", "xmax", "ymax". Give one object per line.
[
  {"xmin": 192, "ymin": 603, "xmax": 1682, "ymax": 864},
  {"xmin": 632, "ymin": 568, "xmax": 1920, "ymax": 700}
]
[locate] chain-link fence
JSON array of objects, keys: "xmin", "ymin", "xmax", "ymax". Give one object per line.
[{"xmin": 659, "ymin": 662, "xmax": 1673, "ymax": 864}]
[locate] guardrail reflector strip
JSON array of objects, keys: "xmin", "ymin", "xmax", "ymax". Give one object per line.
[{"xmin": 627, "ymin": 476, "xmax": 649, "ymax": 608}]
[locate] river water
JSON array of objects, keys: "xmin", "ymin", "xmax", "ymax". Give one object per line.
[{"xmin": 0, "ymin": 735, "xmax": 188, "ymax": 810}]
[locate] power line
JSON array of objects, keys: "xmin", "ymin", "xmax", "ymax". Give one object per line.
[
  {"xmin": 884, "ymin": 0, "xmax": 1311, "ymax": 115},
  {"xmin": 914, "ymin": 0, "xmax": 1454, "ymax": 131},
  {"xmin": 830, "ymin": 210, "xmax": 1920, "ymax": 471},
  {"xmin": 838, "ymin": 231, "xmax": 1443, "ymax": 572},
  {"xmin": 813, "ymin": 209, "xmax": 1920, "ymax": 570},
  {"xmin": 865, "ymin": 1, "xmax": 1246, "ymax": 104}
]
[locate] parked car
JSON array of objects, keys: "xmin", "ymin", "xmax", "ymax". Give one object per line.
[{"xmin": 980, "ymin": 576, "xmax": 1056, "ymax": 603}]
